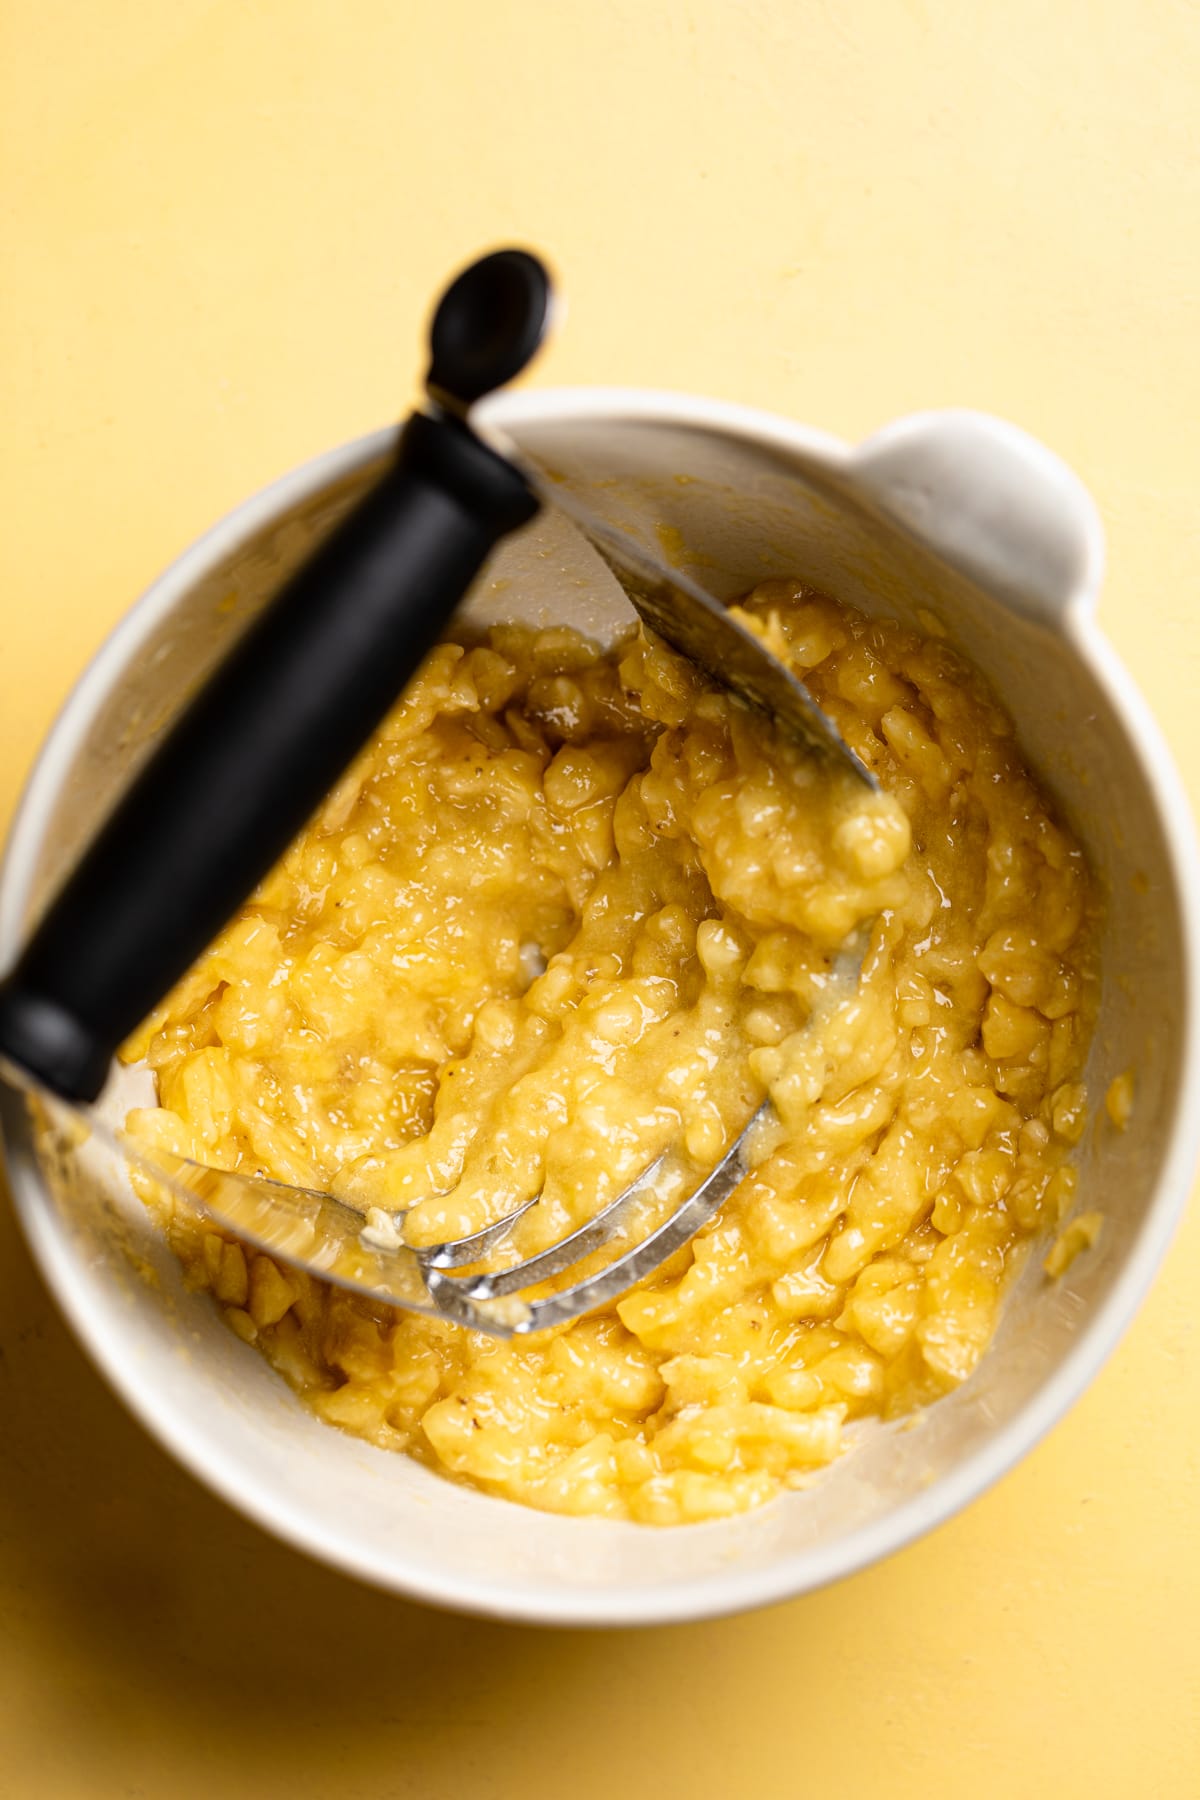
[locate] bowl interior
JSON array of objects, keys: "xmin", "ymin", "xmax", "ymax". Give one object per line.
[{"xmin": 1, "ymin": 406, "xmax": 1190, "ymax": 1624}]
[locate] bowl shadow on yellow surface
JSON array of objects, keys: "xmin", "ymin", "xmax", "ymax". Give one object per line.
[{"xmin": 0, "ymin": 1166, "xmax": 842, "ymax": 1786}]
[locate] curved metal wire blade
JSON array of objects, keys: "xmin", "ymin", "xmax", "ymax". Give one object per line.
[
  {"xmin": 426, "ymin": 1104, "xmax": 772, "ymax": 1334},
  {"xmin": 427, "ymin": 1150, "xmax": 669, "ymax": 1299},
  {"xmin": 520, "ymin": 474, "xmax": 877, "ymax": 789},
  {"xmin": 7, "ymin": 1064, "xmax": 529, "ymax": 1333},
  {"xmin": 418, "ymin": 1195, "xmax": 539, "ymax": 1270}
]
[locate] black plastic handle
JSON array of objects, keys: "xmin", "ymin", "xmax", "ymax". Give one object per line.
[{"xmin": 0, "ymin": 250, "xmax": 553, "ymax": 1102}]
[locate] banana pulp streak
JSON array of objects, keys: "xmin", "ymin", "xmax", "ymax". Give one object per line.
[{"xmin": 123, "ymin": 582, "xmax": 1098, "ymax": 1525}]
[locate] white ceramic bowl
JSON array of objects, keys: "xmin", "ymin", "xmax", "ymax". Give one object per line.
[{"xmin": 3, "ymin": 392, "xmax": 1197, "ymax": 1626}]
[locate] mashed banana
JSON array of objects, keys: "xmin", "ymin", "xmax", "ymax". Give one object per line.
[{"xmin": 123, "ymin": 583, "xmax": 1098, "ymax": 1525}]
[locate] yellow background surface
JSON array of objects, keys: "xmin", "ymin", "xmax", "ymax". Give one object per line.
[{"xmin": 2, "ymin": 3, "xmax": 1199, "ymax": 1795}]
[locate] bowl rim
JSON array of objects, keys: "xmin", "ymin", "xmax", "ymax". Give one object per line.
[{"xmin": 3, "ymin": 387, "xmax": 1199, "ymax": 1628}]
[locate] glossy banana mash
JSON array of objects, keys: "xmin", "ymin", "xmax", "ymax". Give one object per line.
[{"xmin": 124, "ymin": 583, "xmax": 1098, "ymax": 1525}]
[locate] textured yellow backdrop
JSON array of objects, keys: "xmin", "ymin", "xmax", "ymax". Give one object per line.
[{"xmin": 2, "ymin": 3, "xmax": 1198, "ymax": 1795}]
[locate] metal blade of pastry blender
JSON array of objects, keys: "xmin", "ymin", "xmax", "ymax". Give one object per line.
[
  {"xmin": 507, "ymin": 466, "xmax": 875, "ymax": 787},
  {"xmin": 424, "ymin": 252, "xmax": 871, "ymax": 783}
]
